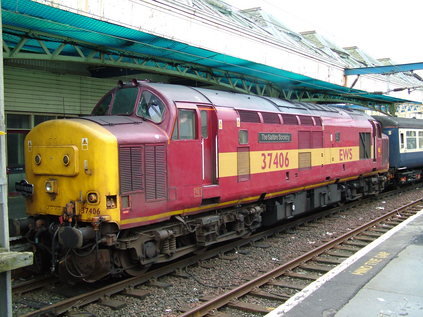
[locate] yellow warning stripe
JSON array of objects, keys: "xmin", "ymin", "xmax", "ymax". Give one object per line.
[{"xmin": 218, "ymin": 146, "xmax": 360, "ymax": 178}]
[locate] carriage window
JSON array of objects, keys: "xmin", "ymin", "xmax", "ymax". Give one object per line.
[
  {"xmin": 406, "ymin": 131, "xmax": 417, "ymax": 149},
  {"xmin": 400, "ymin": 133, "xmax": 405, "ymax": 149},
  {"xmin": 111, "ymin": 87, "xmax": 138, "ymax": 115},
  {"xmin": 172, "ymin": 109, "xmax": 196, "ymax": 140},
  {"xmin": 419, "ymin": 131, "xmax": 423, "ymax": 149},
  {"xmin": 136, "ymin": 91, "xmax": 166, "ymax": 123}
]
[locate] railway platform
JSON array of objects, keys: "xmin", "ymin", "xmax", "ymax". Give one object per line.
[{"xmin": 266, "ymin": 209, "xmax": 423, "ymax": 317}]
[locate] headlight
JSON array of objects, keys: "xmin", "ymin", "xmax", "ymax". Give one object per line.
[
  {"xmin": 63, "ymin": 155, "xmax": 70, "ymax": 166},
  {"xmin": 87, "ymin": 192, "xmax": 98, "ymax": 203},
  {"xmin": 34, "ymin": 154, "xmax": 41, "ymax": 165},
  {"xmin": 45, "ymin": 179, "xmax": 57, "ymax": 193}
]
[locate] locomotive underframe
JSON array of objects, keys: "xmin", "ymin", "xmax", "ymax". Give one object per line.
[
  {"xmin": 58, "ymin": 173, "xmax": 387, "ymax": 282},
  {"xmin": 20, "ymin": 173, "xmax": 387, "ymax": 282}
]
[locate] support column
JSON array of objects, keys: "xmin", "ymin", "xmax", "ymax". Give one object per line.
[
  {"xmin": 0, "ymin": 0, "xmax": 13, "ymax": 315},
  {"xmin": 0, "ymin": 6, "xmax": 33, "ymax": 316}
]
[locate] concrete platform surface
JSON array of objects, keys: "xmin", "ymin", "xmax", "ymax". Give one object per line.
[{"xmin": 266, "ymin": 209, "xmax": 423, "ymax": 317}]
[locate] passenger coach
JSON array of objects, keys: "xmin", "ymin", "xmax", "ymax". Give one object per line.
[{"xmin": 373, "ymin": 115, "xmax": 423, "ymax": 184}]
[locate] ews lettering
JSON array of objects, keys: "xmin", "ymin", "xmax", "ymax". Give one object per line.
[{"xmin": 339, "ymin": 148, "xmax": 353, "ymax": 161}]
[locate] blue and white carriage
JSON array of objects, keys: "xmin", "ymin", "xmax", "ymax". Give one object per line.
[{"xmin": 374, "ymin": 115, "xmax": 423, "ymax": 184}]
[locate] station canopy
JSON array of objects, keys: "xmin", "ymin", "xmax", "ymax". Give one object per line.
[{"xmin": 2, "ymin": 0, "xmax": 415, "ymax": 113}]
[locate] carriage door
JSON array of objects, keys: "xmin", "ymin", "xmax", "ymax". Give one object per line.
[{"xmin": 199, "ymin": 106, "xmax": 217, "ymax": 185}]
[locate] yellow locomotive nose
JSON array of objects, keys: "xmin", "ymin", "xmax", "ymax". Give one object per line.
[{"xmin": 23, "ymin": 118, "xmax": 120, "ymax": 223}]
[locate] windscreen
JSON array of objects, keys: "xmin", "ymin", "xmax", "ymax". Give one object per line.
[{"xmin": 110, "ymin": 87, "xmax": 138, "ymax": 115}]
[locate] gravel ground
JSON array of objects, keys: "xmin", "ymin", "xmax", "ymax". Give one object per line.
[{"xmin": 12, "ymin": 187, "xmax": 423, "ymax": 317}]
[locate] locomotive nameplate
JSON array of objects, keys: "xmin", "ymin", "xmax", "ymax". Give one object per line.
[{"xmin": 258, "ymin": 133, "xmax": 291, "ymax": 143}]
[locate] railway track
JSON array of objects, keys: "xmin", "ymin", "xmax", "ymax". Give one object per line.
[
  {"xmin": 180, "ymin": 198, "xmax": 423, "ymax": 316},
  {"xmin": 13, "ymin": 188, "xmax": 422, "ymax": 316},
  {"xmin": 13, "ymin": 275, "xmax": 55, "ymax": 296}
]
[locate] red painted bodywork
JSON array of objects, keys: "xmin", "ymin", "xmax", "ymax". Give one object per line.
[{"xmin": 92, "ymin": 82, "xmax": 389, "ymax": 229}]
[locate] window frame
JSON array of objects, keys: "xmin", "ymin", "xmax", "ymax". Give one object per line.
[
  {"xmin": 136, "ymin": 90, "xmax": 167, "ymax": 124},
  {"xmin": 172, "ymin": 108, "xmax": 197, "ymax": 140}
]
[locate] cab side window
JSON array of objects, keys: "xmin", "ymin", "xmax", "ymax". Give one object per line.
[
  {"xmin": 172, "ymin": 109, "xmax": 196, "ymax": 140},
  {"xmin": 136, "ymin": 91, "xmax": 166, "ymax": 123}
]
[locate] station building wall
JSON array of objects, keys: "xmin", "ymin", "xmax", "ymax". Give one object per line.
[{"xmin": 5, "ymin": 65, "xmax": 116, "ymax": 197}]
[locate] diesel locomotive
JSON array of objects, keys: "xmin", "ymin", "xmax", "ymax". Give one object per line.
[{"xmin": 15, "ymin": 80, "xmax": 395, "ymax": 282}]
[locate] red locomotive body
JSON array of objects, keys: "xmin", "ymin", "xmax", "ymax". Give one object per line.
[{"xmin": 99, "ymin": 82, "xmax": 388, "ymax": 229}]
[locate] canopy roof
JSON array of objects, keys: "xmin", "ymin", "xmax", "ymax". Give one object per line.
[{"xmin": 2, "ymin": 0, "xmax": 416, "ymax": 114}]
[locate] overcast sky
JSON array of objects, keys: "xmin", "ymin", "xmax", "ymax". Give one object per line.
[{"xmin": 226, "ymin": 0, "xmax": 422, "ymax": 65}]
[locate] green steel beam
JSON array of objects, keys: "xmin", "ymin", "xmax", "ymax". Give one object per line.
[{"xmin": 2, "ymin": 25, "xmax": 396, "ymax": 114}]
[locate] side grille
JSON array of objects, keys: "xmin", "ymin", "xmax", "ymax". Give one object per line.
[
  {"xmin": 298, "ymin": 115, "xmax": 314, "ymax": 126},
  {"xmin": 262, "ymin": 112, "xmax": 280, "ymax": 124},
  {"xmin": 145, "ymin": 144, "xmax": 167, "ymax": 201},
  {"xmin": 131, "ymin": 148, "xmax": 143, "ymax": 191},
  {"xmin": 238, "ymin": 110, "xmax": 260, "ymax": 123},
  {"xmin": 313, "ymin": 117, "xmax": 322, "ymax": 126},
  {"xmin": 119, "ymin": 146, "xmax": 143, "ymax": 194},
  {"xmin": 282, "ymin": 114, "xmax": 298, "ymax": 125}
]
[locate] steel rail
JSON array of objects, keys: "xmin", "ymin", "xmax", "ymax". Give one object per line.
[
  {"xmin": 17, "ymin": 205, "xmax": 348, "ymax": 316},
  {"xmin": 180, "ymin": 198, "xmax": 423, "ymax": 316}
]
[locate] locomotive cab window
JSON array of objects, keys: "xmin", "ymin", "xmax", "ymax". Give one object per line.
[
  {"xmin": 111, "ymin": 87, "xmax": 139, "ymax": 115},
  {"xmin": 92, "ymin": 93, "xmax": 112, "ymax": 115},
  {"xmin": 136, "ymin": 91, "xmax": 166, "ymax": 123},
  {"xmin": 172, "ymin": 109, "xmax": 196, "ymax": 140}
]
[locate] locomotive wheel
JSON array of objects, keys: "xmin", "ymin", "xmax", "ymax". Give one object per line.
[{"xmin": 114, "ymin": 250, "xmax": 151, "ymax": 277}]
